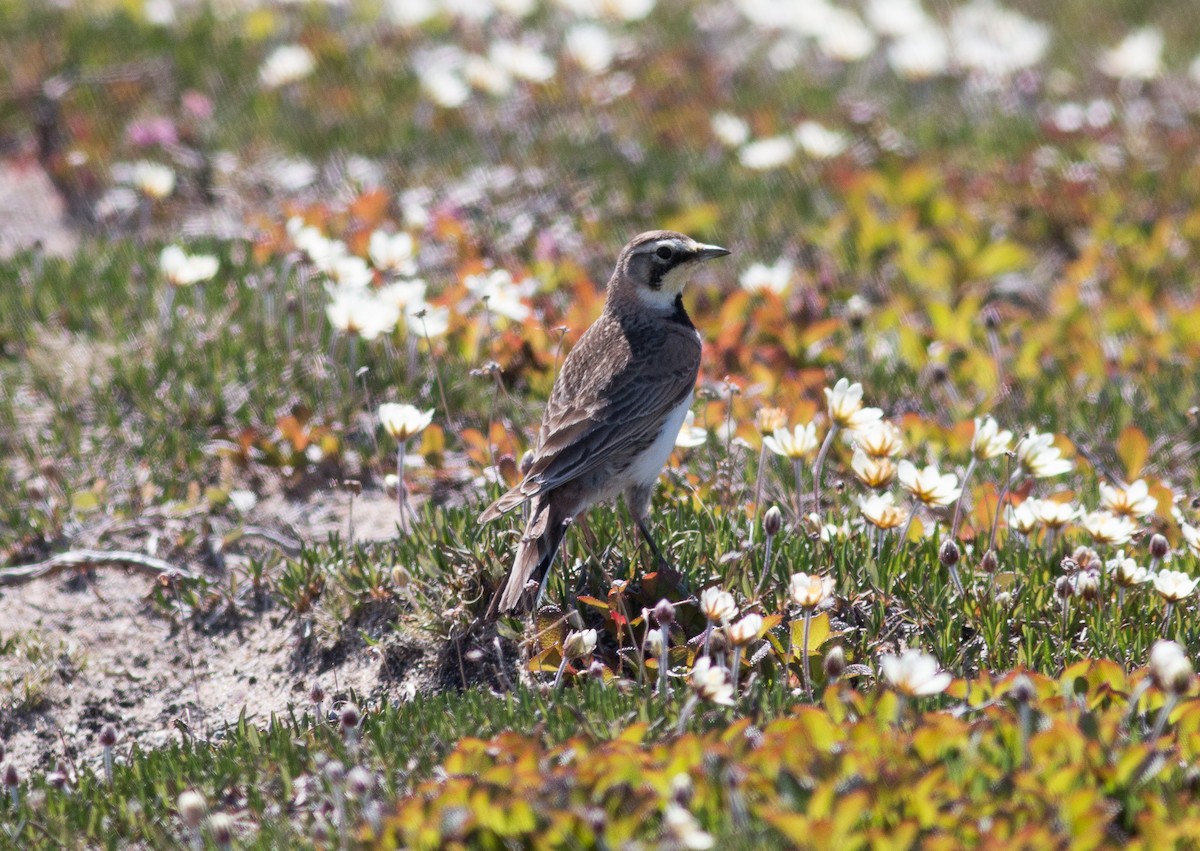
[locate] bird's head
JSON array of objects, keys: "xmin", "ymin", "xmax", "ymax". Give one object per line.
[{"xmin": 611, "ymin": 230, "xmax": 730, "ymax": 311}]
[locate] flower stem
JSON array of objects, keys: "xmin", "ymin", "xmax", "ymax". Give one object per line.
[
  {"xmin": 950, "ymin": 457, "xmax": 977, "ymax": 540},
  {"xmin": 801, "ymin": 610, "xmax": 813, "ymax": 701},
  {"xmin": 793, "ymin": 459, "xmax": 805, "ymax": 523},
  {"xmin": 749, "ymin": 444, "xmax": 767, "ymax": 543},
  {"xmin": 811, "ymin": 424, "xmax": 839, "ymax": 527},
  {"xmin": 397, "ymin": 440, "xmax": 408, "ymax": 535}
]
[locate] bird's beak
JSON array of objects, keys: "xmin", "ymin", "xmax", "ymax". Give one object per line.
[{"xmin": 692, "ymin": 243, "xmax": 731, "ymax": 261}]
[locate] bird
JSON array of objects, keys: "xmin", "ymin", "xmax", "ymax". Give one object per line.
[{"xmin": 480, "ymin": 230, "xmax": 730, "ymax": 613}]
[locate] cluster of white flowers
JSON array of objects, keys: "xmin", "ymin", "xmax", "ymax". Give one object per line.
[
  {"xmin": 731, "ymin": 119, "xmax": 848, "ymax": 172},
  {"xmin": 286, "ymin": 217, "xmax": 450, "ymax": 341}
]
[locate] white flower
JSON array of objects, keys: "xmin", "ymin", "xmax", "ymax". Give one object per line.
[
  {"xmin": 565, "ymin": 23, "xmax": 615, "ymax": 74},
  {"xmin": 324, "ymin": 255, "xmax": 374, "ymax": 290},
  {"xmin": 1154, "ymin": 570, "xmax": 1198, "ymax": 603},
  {"xmin": 326, "ymin": 290, "xmax": 399, "ymax": 340},
  {"xmin": 228, "ymin": 489, "xmax": 257, "ymax": 514},
  {"xmin": 887, "ymin": 25, "xmax": 951, "ymax": 79},
  {"xmin": 971, "ymin": 415, "xmax": 1012, "ymax": 461},
  {"xmin": 851, "ymin": 449, "xmax": 895, "ymax": 489},
  {"xmin": 859, "ymin": 492, "xmax": 908, "ymax": 530},
  {"xmin": 699, "ymin": 587, "xmax": 737, "ymax": 623},
  {"xmin": 865, "ymin": 0, "xmax": 929, "ymax": 37},
  {"xmin": 897, "ymin": 460, "xmax": 961, "ymax": 508},
  {"xmin": 406, "ymin": 303, "xmax": 450, "ymax": 338},
  {"xmin": 879, "ymin": 649, "xmax": 952, "ymax": 696},
  {"xmin": 129, "ymin": 161, "xmax": 175, "ymax": 199},
  {"xmin": 160, "ymin": 245, "xmax": 219, "ymax": 287},
  {"xmin": 727, "ymin": 613, "xmax": 763, "ymax": 647},
  {"xmin": 1148, "ymin": 640, "xmax": 1194, "ymax": 693},
  {"xmin": 259, "ymin": 44, "xmax": 316, "ymax": 89},
  {"xmin": 419, "ymin": 66, "xmax": 470, "ymax": 108},
  {"xmin": 387, "ymin": 0, "xmax": 438, "ymax": 27},
  {"xmin": 690, "ymin": 656, "xmax": 734, "ymax": 706},
  {"xmin": 465, "ymin": 269, "xmax": 533, "ymax": 322},
  {"xmin": 815, "ymin": 9, "xmax": 876, "ymax": 63},
  {"xmin": 1183, "ymin": 523, "xmax": 1200, "ymax": 555},
  {"xmin": 490, "ymin": 39, "xmax": 556, "ymax": 83},
  {"xmin": 464, "ymin": 54, "xmax": 513, "ymax": 97},
  {"xmin": 738, "ymin": 136, "xmax": 796, "ymax": 171},
  {"xmin": 711, "ymin": 112, "xmax": 750, "ymax": 148},
  {"xmin": 1098, "ymin": 27, "xmax": 1162, "ymax": 81},
  {"xmin": 1099, "ymin": 480, "xmax": 1157, "ymax": 519},
  {"xmin": 675, "ymin": 410, "xmax": 708, "ymax": 449},
  {"xmin": 662, "ymin": 803, "xmax": 715, "ymax": 850},
  {"xmin": 378, "ymin": 279, "xmax": 428, "ymax": 313},
  {"xmin": 949, "ymin": 2, "xmax": 1050, "ymax": 77},
  {"xmin": 853, "ymin": 420, "xmax": 904, "ymax": 458},
  {"xmin": 1080, "ymin": 510, "xmax": 1137, "ymax": 547},
  {"xmin": 1108, "ymin": 552, "xmax": 1150, "ymax": 588},
  {"xmin": 1033, "ymin": 499, "xmax": 1077, "ymax": 529},
  {"xmin": 764, "ymin": 423, "xmax": 819, "ymax": 460},
  {"xmin": 788, "ymin": 572, "xmax": 834, "ymax": 610},
  {"xmin": 563, "ymin": 628, "xmax": 598, "ymax": 659},
  {"xmin": 1015, "ymin": 429, "xmax": 1073, "ymax": 479},
  {"xmin": 378, "ymin": 403, "xmax": 434, "ymax": 442},
  {"xmin": 794, "ymin": 121, "xmax": 847, "ymax": 159},
  {"xmin": 1005, "ymin": 499, "xmax": 1040, "ymax": 535},
  {"xmin": 739, "ymin": 259, "xmax": 792, "ymax": 295},
  {"xmin": 825, "ymin": 378, "xmax": 883, "ymax": 431},
  {"xmin": 368, "ymin": 230, "xmax": 418, "ymax": 276}
]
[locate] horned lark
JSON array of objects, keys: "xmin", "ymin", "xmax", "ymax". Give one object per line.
[{"xmin": 481, "ymin": 230, "xmax": 730, "ymax": 613}]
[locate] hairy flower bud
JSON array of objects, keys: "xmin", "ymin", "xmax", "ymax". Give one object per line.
[
  {"xmin": 654, "ymin": 598, "xmax": 676, "ymax": 627},
  {"xmin": 99, "ymin": 724, "xmax": 118, "ymax": 749},
  {"xmin": 177, "ymin": 790, "xmax": 206, "ymax": 828},
  {"xmin": 1054, "ymin": 575, "xmax": 1074, "ymax": 600},
  {"xmin": 763, "ymin": 505, "xmax": 783, "ymax": 538},
  {"xmin": 1008, "ymin": 673, "xmax": 1035, "ymax": 704},
  {"xmin": 980, "ymin": 549, "xmax": 999, "ymax": 574},
  {"xmin": 823, "ymin": 646, "xmax": 846, "ymax": 680},
  {"xmin": 1150, "ymin": 534, "xmax": 1170, "ymax": 561},
  {"xmin": 939, "ymin": 539, "xmax": 960, "ymax": 568}
]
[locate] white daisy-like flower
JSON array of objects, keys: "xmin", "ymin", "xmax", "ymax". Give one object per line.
[
  {"xmin": 764, "ymin": 423, "xmax": 819, "ymax": 460},
  {"xmin": 739, "ymin": 259, "xmax": 792, "ymax": 295},
  {"xmin": 859, "ymin": 492, "xmax": 908, "ymax": 530},
  {"xmin": 794, "ymin": 121, "xmax": 847, "ymax": 159},
  {"xmin": 368, "ymin": 230, "xmax": 418, "ymax": 276},
  {"xmin": 699, "ymin": 587, "xmax": 737, "ymax": 623},
  {"xmin": 565, "ymin": 23, "xmax": 615, "ymax": 74},
  {"xmin": 949, "ymin": 2, "xmax": 1050, "ymax": 77},
  {"xmin": 378, "ymin": 403, "xmax": 434, "ymax": 442},
  {"xmin": 377, "ymin": 279, "xmax": 428, "ymax": 314},
  {"xmin": 464, "ymin": 54, "xmax": 513, "ymax": 97},
  {"xmin": 324, "ymin": 255, "xmax": 374, "ymax": 290},
  {"xmin": 1033, "ymin": 499, "xmax": 1077, "ymax": 529},
  {"xmin": 662, "ymin": 803, "xmax": 715, "ymax": 850},
  {"xmin": 727, "ymin": 613, "xmax": 763, "ymax": 647},
  {"xmin": 853, "ymin": 420, "xmax": 904, "ymax": 458},
  {"xmin": 865, "ymin": 0, "xmax": 930, "ymax": 37},
  {"xmin": 879, "ymin": 649, "xmax": 951, "ymax": 696},
  {"xmin": 160, "ymin": 245, "xmax": 219, "ymax": 287},
  {"xmin": 738, "ymin": 136, "xmax": 796, "ymax": 170},
  {"xmin": 406, "ymin": 302, "xmax": 451, "ymax": 338},
  {"xmin": 490, "ymin": 39, "xmax": 556, "ymax": 83},
  {"xmin": 465, "ymin": 269, "xmax": 533, "ymax": 323},
  {"xmin": 1148, "ymin": 640, "xmax": 1194, "ymax": 693},
  {"xmin": 327, "ymin": 290, "xmax": 399, "ymax": 340},
  {"xmin": 1183, "ymin": 523, "xmax": 1200, "ymax": 555},
  {"xmin": 691, "ymin": 656, "xmax": 734, "ymax": 706},
  {"xmin": 1005, "ymin": 499, "xmax": 1041, "ymax": 535},
  {"xmin": 897, "ymin": 460, "xmax": 961, "ymax": 508},
  {"xmin": 711, "ymin": 112, "xmax": 750, "ymax": 148},
  {"xmin": 1099, "ymin": 479, "xmax": 1157, "ymax": 519},
  {"xmin": 851, "ymin": 449, "xmax": 895, "ymax": 489},
  {"xmin": 1154, "ymin": 570, "xmax": 1198, "ymax": 603},
  {"xmin": 825, "ymin": 378, "xmax": 883, "ymax": 432},
  {"xmin": 815, "ymin": 9, "xmax": 876, "ymax": 63},
  {"xmin": 675, "ymin": 410, "xmax": 708, "ymax": 449},
  {"xmin": 788, "ymin": 572, "xmax": 834, "ymax": 610},
  {"xmin": 1098, "ymin": 26, "xmax": 1162, "ymax": 81},
  {"xmin": 971, "ymin": 415, "xmax": 1012, "ymax": 461},
  {"xmin": 1015, "ymin": 429, "xmax": 1073, "ymax": 479},
  {"xmin": 1080, "ymin": 510, "xmax": 1138, "ymax": 547},
  {"xmin": 563, "ymin": 628, "xmax": 598, "ymax": 659},
  {"xmin": 259, "ymin": 44, "xmax": 316, "ymax": 89},
  {"xmin": 1108, "ymin": 552, "xmax": 1150, "ymax": 588},
  {"xmin": 418, "ymin": 66, "xmax": 470, "ymax": 108},
  {"xmin": 888, "ymin": 26, "xmax": 951, "ymax": 80},
  {"xmin": 128, "ymin": 160, "xmax": 175, "ymax": 199}
]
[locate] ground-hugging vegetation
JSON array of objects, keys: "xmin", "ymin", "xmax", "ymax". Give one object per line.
[{"xmin": 4, "ymin": 0, "xmax": 1200, "ymax": 847}]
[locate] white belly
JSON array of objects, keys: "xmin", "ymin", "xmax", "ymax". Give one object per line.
[{"xmin": 626, "ymin": 393, "xmax": 693, "ymax": 487}]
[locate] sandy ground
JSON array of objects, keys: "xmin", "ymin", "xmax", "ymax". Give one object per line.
[{"xmin": 0, "ymin": 159, "xmax": 79, "ymax": 259}]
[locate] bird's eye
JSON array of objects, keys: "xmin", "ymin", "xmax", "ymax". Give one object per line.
[{"xmin": 655, "ymin": 245, "xmax": 673, "ymax": 260}]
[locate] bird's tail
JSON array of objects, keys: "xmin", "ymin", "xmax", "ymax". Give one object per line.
[
  {"xmin": 478, "ymin": 483, "xmax": 531, "ymax": 523},
  {"xmin": 491, "ymin": 497, "xmax": 568, "ymax": 614}
]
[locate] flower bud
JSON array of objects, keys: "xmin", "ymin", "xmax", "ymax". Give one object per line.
[
  {"xmin": 654, "ymin": 598, "xmax": 676, "ymax": 627},
  {"xmin": 1008, "ymin": 673, "xmax": 1035, "ymax": 704},
  {"xmin": 1149, "ymin": 640, "xmax": 1194, "ymax": 696},
  {"xmin": 1150, "ymin": 534, "xmax": 1169, "ymax": 561},
  {"xmin": 339, "ymin": 704, "xmax": 360, "ymax": 732},
  {"xmin": 99, "ymin": 724, "xmax": 118, "ymax": 749},
  {"xmin": 3, "ymin": 764, "xmax": 17, "ymax": 789},
  {"xmin": 47, "ymin": 765, "xmax": 69, "ymax": 791},
  {"xmin": 823, "ymin": 646, "xmax": 846, "ymax": 680},
  {"xmin": 208, "ymin": 813, "xmax": 234, "ymax": 846},
  {"xmin": 324, "ymin": 760, "xmax": 346, "ymax": 784},
  {"xmin": 938, "ymin": 539, "xmax": 960, "ymax": 568},
  {"xmin": 1054, "ymin": 575, "xmax": 1074, "ymax": 600},
  {"xmin": 980, "ymin": 549, "xmax": 998, "ymax": 574},
  {"xmin": 347, "ymin": 766, "xmax": 372, "ymax": 797},
  {"xmin": 309, "ymin": 682, "xmax": 325, "ymax": 704},
  {"xmin": 763, "ymin": 505, "xmax": 783, "ymax": 538},
  {"xmin": 1074, "ymin": 569, "xmax": 1100, "ymax": 601},
  {"xmin": 563, "ymin": 628, "xmax": 598, "ymax": 660},
  {"xmin": 177, "ymin": 790, "xmax": 206, "ymax": 828}
]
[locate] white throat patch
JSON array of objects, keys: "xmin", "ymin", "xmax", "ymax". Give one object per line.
[{"xmin": 636, "ymin": 262, "xmax": 696, "ymax": 311}]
